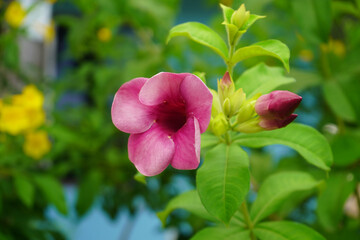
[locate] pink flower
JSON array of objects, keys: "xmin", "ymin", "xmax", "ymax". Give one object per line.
[
  {"xmin": 255, "ymin": 90, "xmax": 302, "ymax": 130},
  {"xmin": 111, "ymin": 72, "xmax": 213, "ymax": 176}
]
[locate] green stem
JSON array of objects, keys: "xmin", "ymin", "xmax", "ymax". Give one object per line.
[
  {"xmin": 224, "ymin": 131, "xmax": 232, "ymax": 145},
  {"xmin": 227, "ymin": 63, "xmax": 234, "ymax": 76},
  {"xmin": 240, "ymin": 201, "xmax": 256, "ymax": 240},
  {"xmin": 226, "ymin": 39, "xmax": 236, "ymax": 76}
]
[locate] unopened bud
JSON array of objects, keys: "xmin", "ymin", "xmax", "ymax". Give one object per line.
[
  {"xmin": 229, "ymin": 88, "xmax": 246, "ymax": 116},
  {"xmin": 259, "ymin": 114, "xmax": 297, "ymax": 130},
  {"xmin": 234, "ymin": 117, "xmax": 262, "ymax": 133},
  {"xmin": 255, "ymin": 90, "xmax": 302, "ymax": 130},
  {"xmin": 255, "ymin": 90, "xmax": 302, "ymax": 119},
  {"xmin": 231, "ymin": 4, "xmax": 250, "ymax": 29},
  {"xmin": 218, "ymin": 72, "xmax": 235, "ymax": 104},
  {"xmin": 210, "ymin": 113, "xmax": 228, "ymax": 136},
  {"xmin": 210, "ymin": 89, "xmax": 222, "ymax": 118},
  {"xmin": 236, "ymin": 100, "xmax": 256, "ymax": 124},
  {"xmin": 223, "ymin": 98, "xmax": 231, "ymax": 117}
]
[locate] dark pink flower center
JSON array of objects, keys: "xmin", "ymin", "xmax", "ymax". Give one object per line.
[{"xmin": 155, "ymin": 99, "xmax": 187, "ymax": 134}]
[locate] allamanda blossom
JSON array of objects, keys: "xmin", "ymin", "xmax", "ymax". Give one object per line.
[{"xmin": 111, "ymin": 72, "xmax": 213, "ymax": 176}]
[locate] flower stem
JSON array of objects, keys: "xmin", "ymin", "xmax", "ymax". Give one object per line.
[
  {"xmin": 224, "ymin": 131, "xmax": 232, "ymax": 145},
  {"xmin": 240, "ymin": 201, "xmax": 257, "ymax": 240},
  {"xmin": 227, "ymin": 44, "xmax": 235, "ymax": 76}
]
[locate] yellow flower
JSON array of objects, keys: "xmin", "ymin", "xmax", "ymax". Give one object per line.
[
  {"xmin": 13, "ymin": 85, "xmax": 44, "ymax": 109},
  {"xmin": 330, "ymin": 39, "xmax": 346, "ymax": 57},
  {"xmin": 97, "ymin": 27, "xmax": 112, "ymax": 42},
  {"xmin": 26, "ymin": 108, "xmax": 46, "ymax": 129},
  {"xmin": 44, "ymin": 21, "xmax": 55, "ymax": 43},
  {"xmin": 5, "ymin": 1, "xmax": 26, "ymax": 28},
  {"xmin": 23, "ymin": 130, "xmax": 51, "ymax": 160},
  {"xmin": 299, "ymin": 49, "xmax": 314, "ymax": 62},
  {"xmin": 0, "ymin": 85, "xmax": 46, "ymax": 134},
  {"xmin": 321, "ymin": 39, "xmax": 346, "ymax": 58},
  {"xmin": 0, "ymin": 104, "xmax": 29, "ymax": 135}
]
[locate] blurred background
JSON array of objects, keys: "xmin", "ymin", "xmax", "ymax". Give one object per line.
[{"xmin": 0, "ymin": 0, "xmax": 360, "ymax": 239}]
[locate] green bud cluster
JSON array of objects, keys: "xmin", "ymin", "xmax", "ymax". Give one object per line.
[
  {"xmin": 231, "ymin": 4, "xmax": 250, "ymax": 30},
  {"xmin": 222, "ymin": 4, "xmax": 250, "ymax": 47},
  {"xmin": 233, "ymin": 94, "xmax": 263, "ymax": 133},
  {"xmin": 209, "ymin": 72, "xmax": 263, "ymax": 136},
  {"xmin": 221, "ymin": 4, "xmax": 265, "ymax": 49}
]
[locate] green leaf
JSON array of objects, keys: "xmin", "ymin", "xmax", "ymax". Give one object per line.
[
  {"xmin": 220, "ymin": 4, "xmax": 236, "ymax": 46},
  {"xmin": 134, "ymin": 172, "xmax": 146, "ymax": 185},
  {"xmin": 317, "ymin": 172, "xmax": 356, "ymax": 231},
  {"xmin": 167, "ymin": 22, "xmax": 229, "ymax": 60},
  {"xmin": 232, "ymin": 40, "xmax": 290, "ymax": 71},
  {"xmin": 192, "ymin": 227, "xmax": 250, "ymax": 240},
  {"xmin": 14, "ymin": 174, "xmax": 35, "ymax": 208},
  {"xmin": 323, "ymin": 81, "xmax": 357, "ymax": 122},
  {"xmin": 197, "ymin": 143, "xmax": 250, "ymax": 223},
  {"xmin": 331, "ymin": 133, "xmax": 360, "ymax": 166},
  {"xmin": 286, "ymin": 69, "xmax": 322, "ymax": 92},
  {"xmin": 220, "ymin": 4, "xmax": 234, "ymax": 23},
  {"xmin": 193, "ymin": 71, "xmax": 207, "ymax": 84},
  {"xmin": 76, "ymin": 171, "xmax": 102, "ymax": 216},
  {"xmin": 201, "ymin": 132, "xmax": 221, "ymax": 153},
  {"xmin": 235, "ymin": 63, "xmax": 295, "ymax": 98},
  {"xmin": 250, "ymin": 171, "xmax": 320, "ymax": 224},
  {"xmin": 2, "ymin": 35, "xmax": 19, "ymax": 68},
  {"xmin": 234, "ymin": 123, "xmax": 333, "ymax": 171},
  {"xmin": 33, "ymin": 175, "xmax": 67, "ymax": 215},
  {"xmin": 157, "ymin": 190, "xmax": 217, "ymax": 227},
  {"xmin": 332, "ymin": 1, "xmax": 360, "ymax": 18},
  {"xmin": 243, "ymin": 14, "xmax": 266, "ymax": 30},
  {"xmin": 254, "ymin": 221, "xmax": 326, "ymax": 240},
  {"xmin": 229, "ymin": 210, "xmax": 246, "ymax": 228},
  {"xmin": 341, "ymin": 78, "xmax": 360, "ymax": 124},
  {"xmin": 291, "ymin": 0, "xmax": 331, "ymax": 43}
]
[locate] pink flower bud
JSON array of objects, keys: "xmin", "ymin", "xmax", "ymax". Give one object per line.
[
  {"xmin": 255, "ymin": 91, "xmax": 302, "ymax": 130},
  {"xmin": 259, "ymin": 114, "xmax": 298, "ymax": 130},
  {"xmin": 218, "ymin": 72, "xmax": 235, "ymax": 104},
  {"xmin": 220, "ymin": 72, "xmax": 232, "ymax": 87}
]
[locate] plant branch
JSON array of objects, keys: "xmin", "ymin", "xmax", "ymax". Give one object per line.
[
  {"xmin": 224, "ymin": 131, "xmax": 232, "ymax": 145},
  {"xmin": 240, "ymin": 201, "xmax": 257, "ymax": 240}
]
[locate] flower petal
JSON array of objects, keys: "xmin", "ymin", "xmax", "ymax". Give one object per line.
[
  {"xmin": 111, "ymin": 78, "xmax": 155, "ymax": 134},
  {"xmin": 128, "ymin": 124, "xmax": 175, "ymax": 176},
  {"xmin": 180, "ymin": 75, "xmax": 213, "ymax": 133},
  {"xmin": 139, "ymin": 72, "xmax": 192, "ymax": 106},
  {"xmin": 259, "ymin": 114, "xmax": 298, "ymax": 130},
  {"xmin": 171, "ymin": 117, "xmax": 201, "ymax": 170}
]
